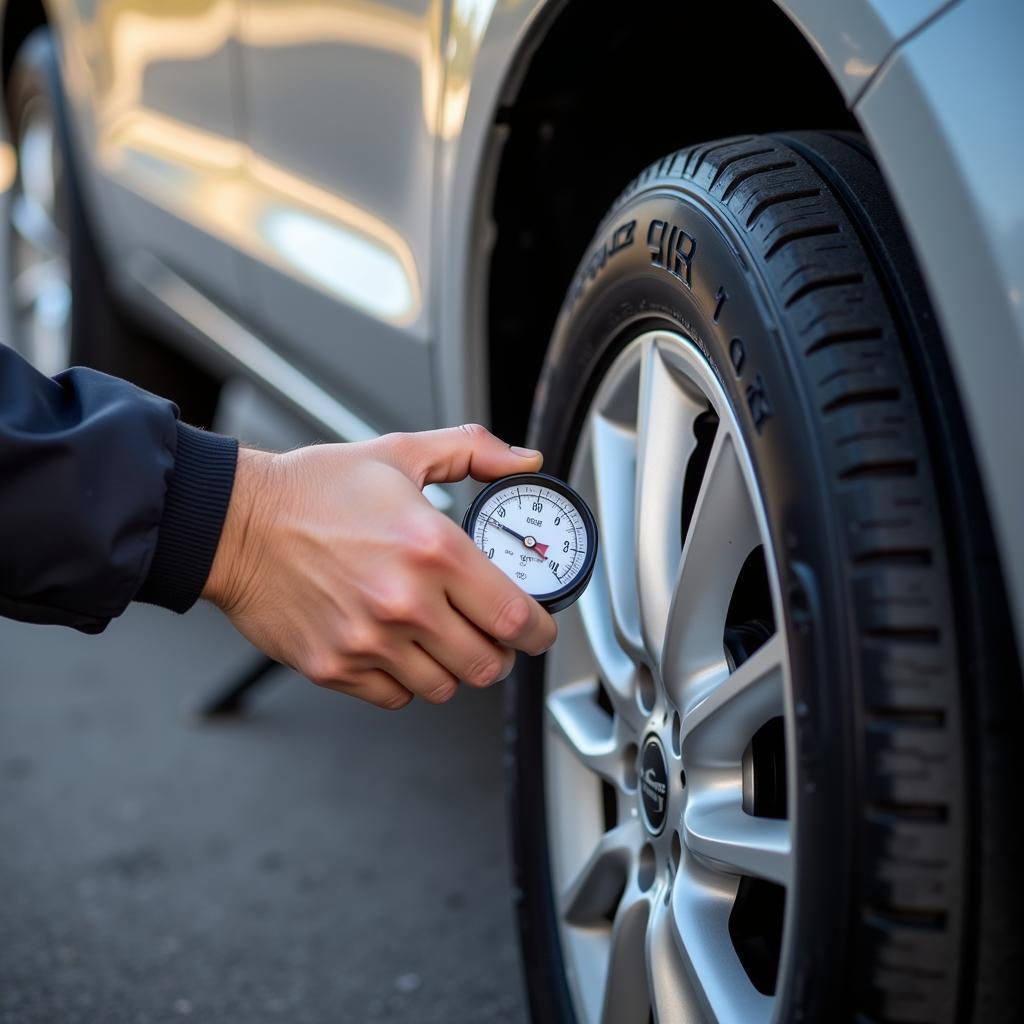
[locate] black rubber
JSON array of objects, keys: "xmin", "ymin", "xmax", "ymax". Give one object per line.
[
  {"xmin": 5, "ymin": 28, "xmax": 121, "ymax": 371},
  {"xmin": 507, "ymin": 133, "xmax": 1023, "ymax": 1023},
  {"xmin": 5, "ymin": 28, "xmax": 219, "ymax": 426}
]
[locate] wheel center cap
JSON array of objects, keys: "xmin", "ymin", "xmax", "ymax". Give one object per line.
[{"xmin": 639, "ymin": 736, "xmax": 669, "ymax": 835}]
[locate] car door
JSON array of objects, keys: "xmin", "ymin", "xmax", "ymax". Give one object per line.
[
  {"xmin": 234, "ymin": 0, "xmax": 443, "ymax": 433},
  {"xmin": 56, "ymin": 0, "xmax": 247, "ymax": 310}
]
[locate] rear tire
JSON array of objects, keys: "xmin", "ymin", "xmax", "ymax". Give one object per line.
[
  {"xmin": 508, "ymin": 132, "xmax": 1023, "ymax": 1023},
  {"xmin": 4, "ymin": 27, "xmax": 219, "ymax": 425}
]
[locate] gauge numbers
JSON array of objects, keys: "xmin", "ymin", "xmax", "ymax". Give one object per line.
[{"xmin": 462, "ymin": 473, "xmax": 598, "ymax": 612}]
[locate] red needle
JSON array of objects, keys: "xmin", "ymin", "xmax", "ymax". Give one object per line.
[{"xmin": 534, "ymin": 542, "xmax": 549, "ymax": 559}]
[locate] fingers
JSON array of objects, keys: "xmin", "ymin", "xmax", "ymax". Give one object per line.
[
  {"xmin": 306, "ymin": 644, "xmax": 457, "ymax": 708},
  {"xmin": 381, "ymin": 641, "xmax": 461, "ymax": 704},
  {"xmin": 418, "ymin": 605, "xmax": 517, "ymax": 688},
  {"xmin": 320, "ymin": 669, "xmax": 415, "ymax": 712},
  {"xmin": 444, "ymin": 530, "xmax": 558, "ymax": 655},
  {"xmin": 384, "ymin": 423, "xmax": 543, "ymax": 486}
]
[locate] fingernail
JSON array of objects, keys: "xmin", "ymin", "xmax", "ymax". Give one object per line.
[{"xmin": 510, "ymin": 446, "xmax": 541, "ymax": 458}]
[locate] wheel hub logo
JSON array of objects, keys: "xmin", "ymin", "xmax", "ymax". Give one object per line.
[{"xmin": 640, "ymin": 737, "xmax": 669, "ymax": 835}]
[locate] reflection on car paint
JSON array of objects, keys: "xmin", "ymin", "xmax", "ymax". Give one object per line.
[{"xmin": 262, "ymin": 206, "xmax": 414, "ymax": 322}]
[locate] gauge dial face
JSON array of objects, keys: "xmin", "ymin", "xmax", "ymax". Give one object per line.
[{"xmin": 463, "ymin": 474, "xmax": 598, "ymax": 611}]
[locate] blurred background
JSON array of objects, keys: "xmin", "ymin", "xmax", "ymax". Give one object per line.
[{"xmin": 0, "ymin": 603, "xmax": 527, "ymax": 1024}]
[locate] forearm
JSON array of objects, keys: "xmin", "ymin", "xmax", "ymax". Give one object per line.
[{"xmin": 0, "ymin": 345, "xmax": 237, "ymax": 632}]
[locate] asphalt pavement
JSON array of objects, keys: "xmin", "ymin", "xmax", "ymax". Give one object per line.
[{"xmin": 0, "ymin": 602, "xmax": 529, "ymax": 1024}]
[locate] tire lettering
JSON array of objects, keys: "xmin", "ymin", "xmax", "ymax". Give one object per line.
[
  {"xmin": 609, "ymin": 220, "xmax": 635, "ymax": 254},
  {"xmin": 729, "ymin": 339, "xmax": 773, "ymax": 437},
  {"xmin": 713, "ymin": 285, "xmax": 728, "ymax": 323},
  {"xmin": 647, "ymin": 219, "xmax": 696, "ymax": 287},
  {"xmin": 729, "ymin": 338, "xmax": 745, "ymax": 376},
  {"xmin": 567, "ymin": 218, "xmax": 637, "ymax": 307},
  {"xmin": 745, "ymin": 373, "xmax": 773, "ymax": 434}
]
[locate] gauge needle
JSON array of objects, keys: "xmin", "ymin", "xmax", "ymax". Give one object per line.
[{"xmin": 483, "ymin": 515, "xmax": 548, "ymax": 560}]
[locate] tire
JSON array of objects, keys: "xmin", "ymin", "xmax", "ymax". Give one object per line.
[
  {"xmin": 4, "ymin": 27, "xmax": 219, "ymax": 425},
  {"xmin": 508, "ymin": 132, "xmax": 1024, "ymax": 1023}
]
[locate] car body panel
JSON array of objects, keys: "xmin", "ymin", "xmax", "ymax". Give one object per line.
[
  {"xmin": 39, "ymin": 0, "xmax": 441, "ymax": 434},
  {"xmin": 776, "ymin": 0, "xmax": 960, "ymax": 102},
  {"xmin": 48, "ymin": 0, "xmax": 248, "ymax": 309},
  {"xmin": 232, "ymin": 0, "xmax": 443, "ymax": 431}
]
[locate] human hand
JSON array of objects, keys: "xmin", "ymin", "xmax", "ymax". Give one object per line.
[{"xmin": 201, "ymin": 425, "xmax": 558, "ymax": 709}]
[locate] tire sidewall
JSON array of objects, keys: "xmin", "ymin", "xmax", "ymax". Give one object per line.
[
  {"xmin": 4, "ymin": 33, "xmax": 59, "ymax": 361},
  {"xmin": 514, "ymin": 184, "xmax": 857, "ymax": 1022},
  {"xmin": 5, "ymin": 27, "xmax": 120, "ymax": 372}
]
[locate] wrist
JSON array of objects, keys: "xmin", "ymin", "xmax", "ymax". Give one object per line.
[{"xmin": 202, "ymin": 447, "xmax": 278, "ymax": 611}]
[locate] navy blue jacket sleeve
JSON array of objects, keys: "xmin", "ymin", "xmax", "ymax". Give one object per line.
[{"xmin": 0, "ymin": 345, "xmax": 238, "ymax": 633}]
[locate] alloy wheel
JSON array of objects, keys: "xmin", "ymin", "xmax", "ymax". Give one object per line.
[{"xmin": 543, "ymin": 329, "xmax": 796, "ymax": 1023}]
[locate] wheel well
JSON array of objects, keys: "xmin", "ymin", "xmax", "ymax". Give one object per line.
[
  {"xmin": 485, "ymin": 0, "xmax": 856, "ymax": 444},
  {"xmin": 2, "ymin": 0, "xmax": 47, "ymax": 89}
]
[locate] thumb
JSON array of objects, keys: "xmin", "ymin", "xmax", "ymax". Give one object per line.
[{"xmin": 388, "ymin": 423, "xmax": 543, "ymax": 486}]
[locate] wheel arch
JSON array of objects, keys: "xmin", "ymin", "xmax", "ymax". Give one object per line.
[
  {"xmin": 435, "ymin": 0, "xmax": 958, "ymax": 447},
  {"xmin": 476, "ymin": 0, "xmax": 864, "ymax": 450}
]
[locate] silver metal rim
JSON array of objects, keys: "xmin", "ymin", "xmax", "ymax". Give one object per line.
[
  {"xmin": 543, "ymin": 330, "xmax": 797, "ymax": 1024},
  {"xmin": 6, "ymin": 93, "xmax": 72, "ymax": 375}
]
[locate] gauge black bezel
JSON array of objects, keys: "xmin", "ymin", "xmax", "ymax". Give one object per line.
[{"xmin": 461, "ymin": 472, "xmax": 599, "ymax": 614}]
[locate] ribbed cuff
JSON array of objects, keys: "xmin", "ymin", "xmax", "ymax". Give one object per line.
[{"xmin": 135, "ymin": 423, "xmax": 239, "ymax": 613}]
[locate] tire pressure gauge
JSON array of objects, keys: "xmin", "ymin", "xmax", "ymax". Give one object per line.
[{"xmin": 462, "ymin": 473, "xmax": 599, "ymax": 613}]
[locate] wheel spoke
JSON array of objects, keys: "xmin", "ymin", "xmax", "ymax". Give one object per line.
[
  {"xmin": 590, "ymin": 412, "xmax": 644, "ymax": 659},
  {"xmin": 599, "ymin": 883, "xmax": 652, "ymax": 1024},
  {"xmin": 680, "ymin": 633, "xmax": 785, "ymax": 761},
  {"xmin": 635, "ymin": 339, "xmax": 705, "ymax": 663},
  {"xmin": 672, "ymin": 861, "xmax": 775, "ymax": 1023},
  {"xmin": 645, "ymin": 892, "xmax": 704, "ymax": 1023},
  {"xmin": 557, "ymin": 581, "xmax": 638, "ymax": 727},
  {"xmin": 684, "ymin": 794, "xmax": 792, "ymax": 887},
  {"xmin": 574, "ymin": 599, "xmax": 642, "ymax": 728},
  {"xmin": 573, "ymin": 419, "xmax": 645, "ymax": 719},
  {"xmin": 561, "ymin": 820, "xmax": 642, "ymax": 926},
  {"xmin": 546, "ymin": 680, "xmax": 626, "ymax": 788},
  {"xmin": 662, "ymin": 427, "xmax": 761, "ymax": 700}
]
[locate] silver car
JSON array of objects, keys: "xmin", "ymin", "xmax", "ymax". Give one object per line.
[{"xmin": 2, "ymin": 1, "xmax": 1022, "ymax": 1021}]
